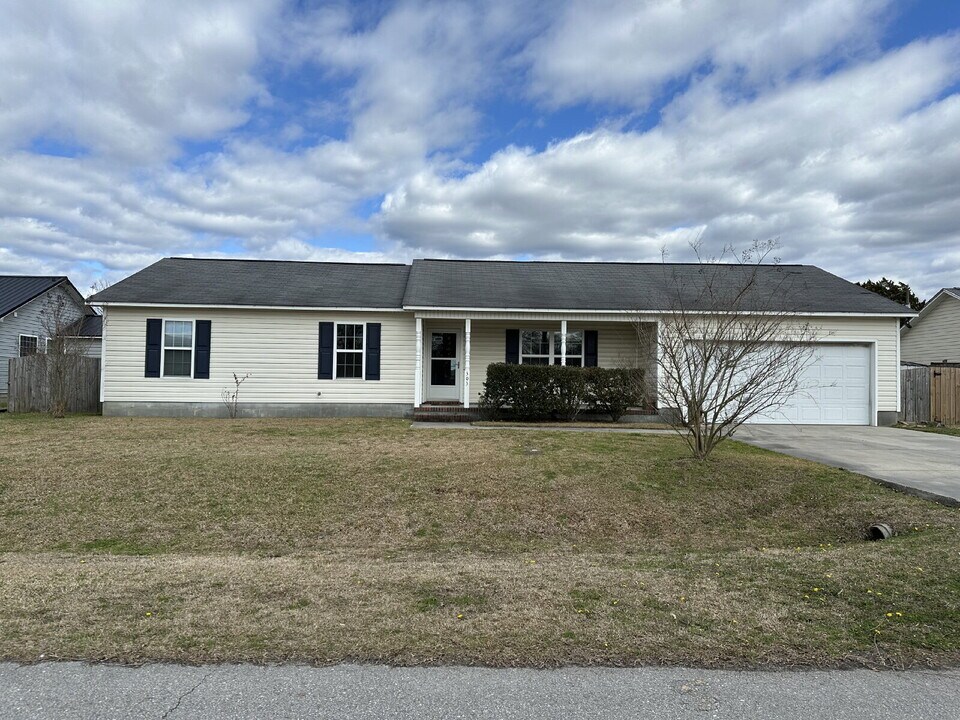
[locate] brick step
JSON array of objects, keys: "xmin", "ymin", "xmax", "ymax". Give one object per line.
[
  {"xmin": 414, "ymin": 407, "xmax": 474, "ymax": 414},
  {"xmin": 413, "ymin": 414, "xmax": 478, "ymax": 423},
  {"xmin": 413, "ymin": 404, "xmax": 480, "ymax": 423}
]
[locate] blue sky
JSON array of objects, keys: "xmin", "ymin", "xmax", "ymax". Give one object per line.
[{"xmin": 1, "ymin": 0, "xmax": 959, "ymax": 297}]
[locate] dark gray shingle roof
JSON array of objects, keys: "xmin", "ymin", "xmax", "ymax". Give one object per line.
[
  {"xmin": 77, "ymin": 313, "xmax": 102, "ymax": 337},
  {"xmin": 0, "ymin": 276, "xmax": 66, "ymax": 317},
  {"xmin": 403, "ymin": 259, "xmax": 913, "ymax": 314},
  {"xmin": 87, "ymin": 257, "xmax": 914, "ymax": 315},
  {"xmin": 89, "ymin": 258, "xmax": 412, "ymax": 309}
]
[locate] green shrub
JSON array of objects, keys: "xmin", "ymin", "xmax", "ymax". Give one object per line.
[
  {"xmin": 585, "ymin": 367, "xmax": 645, "ymax": 422},
  {"xmin": 553, "ymin": 365, "xmax": 591, "ymax": 421},
  {"xmin": 480, "ymin": 364, "xmax": 556, "ymax": 421},
  {"xmin": 479, "ymin": 364, "xmax": 644, "ymax": 422}
]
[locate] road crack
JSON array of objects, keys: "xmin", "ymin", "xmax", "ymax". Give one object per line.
[{"xmin": 160, "ymin": 670, "xmax": 212, "ymax": 719}]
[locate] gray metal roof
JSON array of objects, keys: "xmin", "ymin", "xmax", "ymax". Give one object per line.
[
  {"xmin": 0, "ymin": 276, "xmax": 66, "ymax": 317},
  {"xmin": 87, "ymin": 256, "xmax": 913, "ymax": 315},
  {"xmin": 403, "ymin": 259, "xmax": 913, "ymax": 314},
  {"xmin": 88, "ymin": 258, "xmax": 412, "ymax": 308}
]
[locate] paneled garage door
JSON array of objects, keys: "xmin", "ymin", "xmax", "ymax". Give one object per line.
[{"xmin": 748, "ymin": 344, "xmax": 872, "ymax": 425}]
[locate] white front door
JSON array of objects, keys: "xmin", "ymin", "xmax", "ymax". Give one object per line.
[{"xmin": 427, "ymin": 330, "xmax": 460, "ymax": 401}]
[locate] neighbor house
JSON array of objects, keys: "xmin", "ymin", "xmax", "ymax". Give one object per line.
[
  {"xmin": 0, "ymin": 276, "xmax": 102, "ymax": 401},
  {"xmin": 88, "ymin": 258, "xmax": 913, "ymax": 425},
  {"xmin": 900, "ymin": 288, "xmax": 960, "ymax": 365}
]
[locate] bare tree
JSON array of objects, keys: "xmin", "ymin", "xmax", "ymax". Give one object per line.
[
  {"xmin": 88, "ymin": 279, "xmax": 111, "ymax": 307},
  {"xmin": 39, "ymin": 292, "xmax": 89, "ymax": 418},
  {"xmin": 221, "ymin": 373, "xmax": 251, "ymax": 419},
  {"xmin": 638, "ymin": 239, "xmax": 820, "ymax": 459}
]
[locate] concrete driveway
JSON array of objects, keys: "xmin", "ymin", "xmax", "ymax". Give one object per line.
[{"xmin": 734, "ymin": 425, "xmax": 960, "ymax": 505}]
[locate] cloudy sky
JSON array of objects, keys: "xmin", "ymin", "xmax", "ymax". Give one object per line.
[{"xmin": 1, "ymin": 0, "xmax": 958, "ymax": 298}]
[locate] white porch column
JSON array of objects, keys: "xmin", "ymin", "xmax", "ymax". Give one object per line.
[
  {"xmin": 560, "ymin": 319, "xmax": 567, "ymax": 366},
  {"xmin": 463, "ymin": 318, "xmax": 471, "ymax": 408},
  {"xmin": 414, "ymin": 317, "xmax": 423, "ymax": 407}
]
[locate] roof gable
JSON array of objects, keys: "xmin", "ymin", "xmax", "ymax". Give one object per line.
[
  {"xmin": 0, "ymin": 276, "xmax": 68, "ymax": 318},
  {"xmin": 901, "ymin": 287, "xmax": 960, "ymax": 334}
]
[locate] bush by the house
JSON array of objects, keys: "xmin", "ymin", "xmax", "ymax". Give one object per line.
[
  {"xmin": 585, "ymin": 367, "xmax": 645, "ymax": 422},
  {"xmin": 479, "ymin": 363, "xmax": 644, "ymax": 422}
]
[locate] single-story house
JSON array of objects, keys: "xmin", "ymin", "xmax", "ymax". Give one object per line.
[
  {"xmin": 88, "ymin": 258, "xmax": 913, "ymax": 425},
  {"xmin": 900, "ymin": 287, "xmax": 960, "ymax": 365},
  {"xmin": 0, "ymin": 275, "xmax": 102, "ymax": 401}
]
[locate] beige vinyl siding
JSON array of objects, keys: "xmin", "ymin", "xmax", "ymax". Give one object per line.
[
  {"xmin": 102, "ymin": 307, "xmax": 415, "ymax": 405},
  {"xmin": 901, "ymin": 295, "xmax": 960, "ymax": 364},
  {"xmin": 102, "ymin": 307, "xmax": 900, "ymax": 414}
]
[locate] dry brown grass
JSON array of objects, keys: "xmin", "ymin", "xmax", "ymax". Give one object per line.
[
  {"xmin": 0, "ymin": 415, "xmax": 958, "ymax": 667},
  {"xmin": 471, "ymin": 421, "xmax": 671, "ymax": 430},
  {"xmin": 896, "ymin": 423, "xmax": 960, "ymax": 437}
]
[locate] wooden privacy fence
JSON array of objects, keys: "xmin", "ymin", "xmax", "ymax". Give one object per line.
[
  {"xmin": 931, "ymin": 366, "xmax": 960, "ymax": 426},
  {"xmin": 900, "ymin": 365, "xmax": 960, "ymax": 425},
  {"xmin": 900, "ymin": 366, "xmax": 930, "ymax": 423},
  {"xmin": 7, "ymin": 356, "xmax": 101, "ymax": 414}
]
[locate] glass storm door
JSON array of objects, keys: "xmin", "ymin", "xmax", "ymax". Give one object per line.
[{"xmin": 427, "ymin": 330, "xmax": 460, "ymax": 401}]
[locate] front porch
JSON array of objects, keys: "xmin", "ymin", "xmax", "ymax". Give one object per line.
[{"xmin": 411, "ymin": 312, "xmax": 659, "ymax": 419}]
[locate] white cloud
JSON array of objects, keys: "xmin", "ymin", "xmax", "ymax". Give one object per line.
[
  {"xmin": 0, "ymin": 0, "xmax": 279, "ymax": 163},
  {"xmin": 525, "ymin": 0, "xmax": 890, "ymax": 108},
  {"xmin": 0, "ymin": 1, "xmax": 529, "ymax": 285},
  {"xmin": 380, "ymin": 37, "xmax": 960, "ymax": 296}
]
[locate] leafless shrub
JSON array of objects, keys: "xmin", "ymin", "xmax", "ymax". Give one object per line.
[
  {"xmin": 221, "ymin": 373, "xmax": 251, "ymax": 419},
  {"xmin": 39, "ymin": 293, "xmax": 89, "ymax": 418},
  {"xmin": 638, "ymin": 239, "xmax": 820, "ymax": 459}
]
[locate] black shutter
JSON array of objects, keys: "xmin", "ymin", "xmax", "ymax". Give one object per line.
[
  {"xmin": 584, "ymin": 330, "xmax": 598, "ymax": 367},
  {"xmin": 505, "ymin": 329, "xmax": 520, "ymax": 364},
  {"xmin": 365, "ymin": 322, "xmax": 381, "ymax": 380},
  {"xmin": 194, "ymin": 320, "xmax": 211, "ymax": 379},
  {"xmin": 145, "ymin": 319, "xmax": 162, "ymax": 378},
  {"xmin": 318, "ymin": 322, "xmax": 334, "ymax": 379}
]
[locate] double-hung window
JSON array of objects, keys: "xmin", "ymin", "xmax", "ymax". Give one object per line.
[
  {"xmin": 18, "ymin": 334, "xmax": 39, "ymax": 357},
  {"xmin": 162, "ymin": 320, "xmax": 193, "ymax": 377},
  {"xmin": 520, "ymin": 330, "xmax": 551, "ymax": 365},
  {"xmin": 520, "ymin": 329, "xmax": 584, "ymax": 366},
  {"xmin": 335, "ymin": 323, "xmax": 364, "ymax": 378}
]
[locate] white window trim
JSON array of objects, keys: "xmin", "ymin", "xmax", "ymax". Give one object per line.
[
  {"xmin": 160, "ymin": 319, "xmax": 195, "ymax": 379},
  {"xmin": 333, "ymin": 321, "xmax": 366, "ymax": 380},
  {"xmin": 18, "ymin": 334, "xmax": 39, "ymax": 357},
  {"xmin": 520, "ymin": 329, "xmax": 584, "ymax": 365}
]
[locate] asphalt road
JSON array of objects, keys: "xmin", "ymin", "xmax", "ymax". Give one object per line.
[
  {"xmin": 2, "ymin": 663, "xmax": 959, "ymax": 720},
  {"xmin": 734, "ymin": 425, "xmax": 960, "ymax": 504}
]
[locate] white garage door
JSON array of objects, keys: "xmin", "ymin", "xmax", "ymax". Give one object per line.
[{"xmin": 748, "ymin": 344, "xmax": 872, "ymax": 425}]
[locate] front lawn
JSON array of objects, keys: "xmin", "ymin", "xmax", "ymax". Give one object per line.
[{"xmin": 0, "ymin": 415, "xmax": 957, "ymax": 668}]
